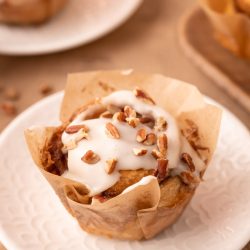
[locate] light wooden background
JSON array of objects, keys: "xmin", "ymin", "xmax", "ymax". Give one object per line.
[{"xmin": 0, "ymin": 0, "xmax": 249, "ymax": 249}]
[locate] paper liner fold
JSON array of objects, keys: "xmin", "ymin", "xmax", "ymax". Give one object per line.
[
  {"xmin": 25, "ymin": 70, "xmax": 221, "ymax": 240},
  {"xmin": 200, "ymin": 0, "xmax": 250, "ymax": 58}
]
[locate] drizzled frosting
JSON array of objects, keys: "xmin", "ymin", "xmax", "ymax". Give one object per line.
[{"xmin": 61, "ymin": 90, "xmax": 205, "ymax": 196}]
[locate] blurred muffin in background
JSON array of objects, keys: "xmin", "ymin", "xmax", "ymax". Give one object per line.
[
  {"xmin": 0, "ymin": 0, "xmax": 68, "ymax": 25},
  {"xmin": 200, "ymin": 0, "xmax": 250, "ymax": 58},
  {"xmin": 235, "ymin": 0, "xmax": 250, "ymax": 15}
]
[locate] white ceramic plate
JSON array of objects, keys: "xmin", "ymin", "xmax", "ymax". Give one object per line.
[
  {"xmin": 0, "ymin": 92, "xmax": 250, "ymax": 250},
  {"xmin": 0, "ymin": 0, "xmax": 142, "ymax": 55}
]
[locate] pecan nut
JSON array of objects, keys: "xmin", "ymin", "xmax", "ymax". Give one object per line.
[
  {"xmin": 126, "ymin": 117, "xmax": 139, "ymax": 128},
  {"xmin": 133, "ymin": 148, "xmax": 148, "ymax": 156},
  {"xmin": 105, "ymin": 122, "xmax": 120, "ymax": 139},
  {"xmin": 1, "ymin": 101, "xmax": 17, "ymax": 115},
  {"xmin": 81, "ymin": 150, "xmax": 100, "ymax": 164},
  {"xmin": 105, "ymin": 158, "xmax": 117, "ymax": 174},
  {"xmin": 143, "ymin": 133, "xmax": 156, "ymax": 146},
  {"xmin": 139, "ymin": 116, "xmax": 154, "ymax": 124},
  {"xmin": 181, "ymin": 152, "xmax": 195, "ymax": 172},
  {"xmin": 153, "ymin": 158, "xmax": 168, "ymax": 182},
  {"xmin": 124, "ymin": 105, "xmax": 136, "ymax": 118},
  {"xmin": 100, "ymin": 111, "xmax": 113, "ymax": 118},
  {"xmin": 151, "ymin": 149, "xmax": 164, "ymax": 159},
  {"xmin": 113, "ymin": 111, "xmax": 126, "ymax": 122},
  {"xmin": 133, "ymin": 87, "xmax": 155, "ymax": 105},
  {"xmin": 180, "ymin": 171, "xmax": 200, "ymax": 186},
  {"xmin": 154, "ymin": 117, "xmax": 167, "ymax": 131},
  {"xmin": 136, "ymin": 128, "xmax": 147, "ymax": 143},
  {"xmin": 157, "ymin": 134, "xmax": 168, "ymax": 155},
  {"xmin": 65, "ymin": 124, "xmax": 89, "ymax": 134}
]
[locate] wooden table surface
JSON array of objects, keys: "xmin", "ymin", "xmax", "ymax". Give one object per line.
[{"xmin": 0, "ymin": 0, "xmax": 249, "ymax": 249}]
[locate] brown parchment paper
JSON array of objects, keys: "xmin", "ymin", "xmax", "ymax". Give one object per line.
[
  {"xmin": 200, "ymin": 0, "xmax": 250, "ymax": 58},
  {"xmin": 24, "ymin": 70, "xmax": 222, "ymax": 240}
]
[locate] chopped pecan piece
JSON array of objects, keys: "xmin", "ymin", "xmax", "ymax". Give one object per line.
[
  {"xmin": 139, "ymin": 116, "xmax": 154, "ymax": 124},
  {"xmin": 133, "ymin": 148, "xmax": 147, "ymax": 156},
  {"xmin": 133, "ymin": 87, "xmax": 155, "ymax": 105},
  {"xmin": 105, "ymin": 158, "xmax": 117, "ymax": 174},
  {"xmin": 4, "ymin": 87, "xmax": 19, "ymax": 101},
  {"xmin": 113, "ymin": 111, "xmax": 126, "ymax": 122},
  {"xmin": 182, "ymin": 119, "xmax": 199, "ymax": 144},
  {"xmin": 153, "ymin": 158, "xmax": 168, "ymax": 182},
  {"xmin": 157, "ymin": 134, "xmax": 168, "ymax": 155},
  {"xmin": 143, "ymin": 133, "xmax": 156, "ymax": 146},
  {"xmin": 124, "ymin": 105, "xmax": 136, "ymax": 118},
  {"xmin": 182, "ymin": 119, "xmax": 209, "ymax": 161},
  {"xmin": 62, "ymin": 130, "xmax": 88, "ymax": 152},
  {"xmin": 151, "ymin": 149, "xmax": 164, "ymax": 159},
  {"xmin": 65, "ymin": 124, "xmax": 89, "ymax": 134},
  {"xmin": 136, "ymin": 128, "xmax": 147, "ymax": 142},
  {"xmin": 39, "ymin": 83, "xmax": 53, "ymax": 95},
  {"xmin": 154, "ymin": 117, "xmax": 167, "ymax": 131},
  {"xmin": 98, "ymin": 81, "xmax": 115, "ymax": 92},
  {"xmin": 1, "ymin": 101, "xmax": 17, "ymax": 115},
  {"xmin": 105, "ymin": 122, "xmax": 120, "ymax": 139},
  {"xmin": 180, "ymin": 171, "xmax": 200, "ymax": 186},
  {"xmin": 140, "ymin": 116, "xmax": 155, "ymax": 128},
  {"xmin": 181, "ymin": 153, "xmax": 195, "ymax": 172},
  {"xmin": 100, "ymin": 111, "xmax": 113, "ymax": 118},
  {"xmin": 81, "ymin": 150, "xmax": 100, "ymax": 164},
  {"xmin": 126, "ymin": 117, "xmax": 139, "ymax": 128}
]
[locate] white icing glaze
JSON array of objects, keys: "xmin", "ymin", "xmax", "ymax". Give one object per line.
[
  {"xmin": 61, "ymin": 90, "xmax": 204, "ymax": 196},
  {"xmin": 102, "ymin": 91, "xmax": 180, "ymax": 169},
  {"xmin": 121, "ymin": 175, "xmax": 157, "ymax": 194},
  {"xmin": 172, "ymin": 136, "xmax": 206, "ymax": 177},
  {"xmin": 62, "ymin": 118, "xmax": 158, "ymax": 195}
]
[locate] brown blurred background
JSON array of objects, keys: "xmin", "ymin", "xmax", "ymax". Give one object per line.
[{"xmin": 0, "ymin": 0, "xmax": 249, "ymax": 132}]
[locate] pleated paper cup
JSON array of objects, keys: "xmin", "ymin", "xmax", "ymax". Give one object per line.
[
  {"xmin": 25, "ymin": 70, "xmax": 222, "ymax": 240},
  {"xmin": 200, "ymin": 0, "xmax": 250, "ymax": 58}
]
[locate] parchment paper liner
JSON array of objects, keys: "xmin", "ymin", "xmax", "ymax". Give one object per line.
[
  {"xmin": 200, "ymin": 0, "xmax": 250, "ymax": 58},
  {"xmin": 25, "ymin": 70, "xmax": 222, "ymax": 240}
]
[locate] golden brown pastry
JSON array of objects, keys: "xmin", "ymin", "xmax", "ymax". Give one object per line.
[
  {"xmin": 25, "ymin": 70, "xmax": 222, "ymax": 240},
  {"xmin": 200, "ymin": 0, "xmax": 250, "ymax": 58},
  {"xmin": 0, "ymin": 0, "xmax": 68, "ymax": 24},
  {"xmin": 235, "ymin": 0, "xmax": 250, "ymax": 15}
]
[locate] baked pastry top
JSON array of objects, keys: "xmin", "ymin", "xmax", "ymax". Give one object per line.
[
  {"xmin": 235, "ymin": 0, "xmax": 250, "ymax": 15},
  {"xmin": 24, "ymin": 70, "xmax": 222, "ymax": 240},
  {"xmin": 42, "ymin": 88, "xmax": 206, "ymax": 203},
  {"xmin": 0, "ymin": 0, "xmax": 68, "ymax": 24}
]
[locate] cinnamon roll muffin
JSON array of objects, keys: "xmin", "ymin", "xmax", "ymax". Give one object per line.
[
  {"xmin": 0, "ymin": 0, "xmax": 68, "ymax": 24},
  {"xmin": 25, "ymin": 70, "xmax": 221, "ymax": 240}
]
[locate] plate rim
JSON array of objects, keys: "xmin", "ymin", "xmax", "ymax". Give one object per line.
[
  {"xmin": 0, "ymin": 90, "xmax": 249, "ymax": 250},
  {"xmin": 0, "ymin": 0, "xmax": 143, "ymax": 56}
]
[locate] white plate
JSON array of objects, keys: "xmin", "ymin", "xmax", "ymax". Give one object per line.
[
  {"xmin": 0, "ymin": 92, "xmax": 250, "ymax": 250},
  {"xmin": 0, "ymin": 0, "xmax": 142, "ymax": 55}
]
